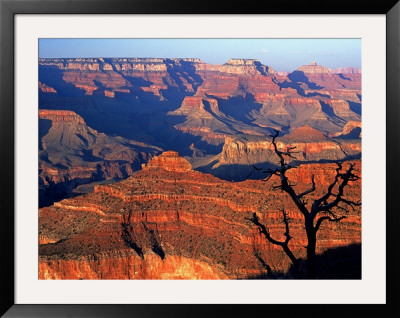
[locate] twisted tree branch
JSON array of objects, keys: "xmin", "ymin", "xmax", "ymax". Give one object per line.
[
  {"xmin": 297, "ymin": 175, "xmax": 316, "ymax": 199},
  {"xmin": 315, "ymin": 215, "xmax": 347, "ymax": 232},
  {"xmin": 247, "ymin": 211, "xmax": 299, "ymax": 272}
]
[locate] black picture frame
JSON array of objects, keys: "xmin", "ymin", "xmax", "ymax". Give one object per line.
[{"xmin": 1, "ymin": 0, "xmax": 399, "ymax": 317}]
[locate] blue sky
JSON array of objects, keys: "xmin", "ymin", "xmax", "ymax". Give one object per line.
[{"xmin": 39, "ymin": 39, "xmax": 361, "ymax": 72}]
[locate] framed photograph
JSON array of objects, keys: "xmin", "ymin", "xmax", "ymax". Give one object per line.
[{"xmin": 1, "ymin": 0, "xmax": 399, "ymax": 317}]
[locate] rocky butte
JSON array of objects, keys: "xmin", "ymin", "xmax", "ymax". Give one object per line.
[{"xmin": 39, "ymin": 151, "xmax": 361, "ymax": 279}]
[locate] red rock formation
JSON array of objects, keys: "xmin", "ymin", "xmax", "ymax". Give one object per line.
[
  {"xmin": 195, "ymin": 58, "xmax": 274, "ymax": 76},
  {"xmin": 62, "ymin": 70, "xmax": 128, "ymax": 95},
  {"xmin": 195, "ymin": 73, "xmax": 280, "ymax": 102},
  {"xmin": 297, "ymin": 62, "xmax": 331, "ymax": 74},
  {"xmin": 39, "ymin": 152, "xmax": 361, "ymax": 279},
  {"xmin": 141, "ymin": 151, "xmax": 192, "ymax": 172},
  {"xmin": 39, "ymin": 254, "xmax": 230, "ymax": 280},
  {"xmin": 195, "ymin": 75, "xmax": 240, "ymax": 99},
  {"xmin": 39, "ymin": 109, "xmax": 86, "ymax": 124},
  {"xmin": 173, "ymin": 96, "xmax": 209, "ymax": 114},
  {"xmin": 215, "ymin": 127, "xmax": 360, "ymax": 169},
  {"xmin": 239, "ymin": 75, "xmax": 282, "ymax": 103}
]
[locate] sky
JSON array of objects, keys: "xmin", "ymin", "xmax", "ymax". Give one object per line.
[{"xmin": 39, "ymin": 39, "xmax": 361, "ymax": 72}]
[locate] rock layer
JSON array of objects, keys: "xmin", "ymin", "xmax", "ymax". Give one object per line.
[{"xmin": 39, "ymin": 152, "xmax": 361, "ymax": 279}]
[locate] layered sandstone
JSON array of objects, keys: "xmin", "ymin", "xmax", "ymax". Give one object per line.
[
  {"xmin": 141, "ymin": 151, "xmax": 192, "ymax": 172},
  {"xmin": 207, "ymin": 127, "xmax": 361, "ymax": 180},
  {"xmin": 195, "ymin": 58, "xmax": 274, "ymax": 76},
  {"xmin": 39, "ymin": 109, "xmax": 85, "ymax": 124},
  {"xmin": 39, "ymin": 57, "xmax": 203, "ymax": 100},
  {"xmin": 39, "ymin": 152, "xmax": 361, "ymax": 279}
]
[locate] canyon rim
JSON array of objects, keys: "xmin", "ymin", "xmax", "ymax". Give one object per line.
[{"xmin": 38, "ymin": 39, "xmax": 361, "ymax": 280}]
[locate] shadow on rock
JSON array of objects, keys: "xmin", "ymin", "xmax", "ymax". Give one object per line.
[{"xmin": 246, "ymin": 243, "xmax": 361, "ymax": 279}]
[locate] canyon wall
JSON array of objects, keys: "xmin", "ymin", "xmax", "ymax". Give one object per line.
[
  {"xmin": 39, "ymin": 109, "xmax": 162, "ymax": 206},
  {"xmin": 39, "ymin": 152, "xmax": 361, "ymax": 279}
]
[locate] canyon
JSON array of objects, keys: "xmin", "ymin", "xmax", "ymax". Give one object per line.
[
  {"xmin": 39, "ymin": 58, "xmax": 361, "ymax": 205},
  {"xmin": 39, "ymin": 152, "xmax": 361, "ymax": 279},
  {"xmin": 38, "ymin": 57, "xmax": 362, "ymax": 279}
]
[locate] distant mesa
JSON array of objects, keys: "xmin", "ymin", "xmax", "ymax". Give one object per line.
[
  {"xmin": 142, "ymin": 151, "xmax": 192, "ymax": 172},
  {"xmin": 296, "ymin": 63, "xmax": 361, "ymax": 75},
  {"xmin": 225, "ymin": 58, "xmax": 260, "ymax": 66},
  {"xmin": 330, "ymin": 67, "xmax": 361, "ymax": 74},
  {"xmin": 297, "ymin": 62, "xmax": 331, "ymax": 74}
]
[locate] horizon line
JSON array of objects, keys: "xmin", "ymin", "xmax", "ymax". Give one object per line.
[{"xmin": 38, "ymin": 57, "xmax": 361, "ymax": 70}]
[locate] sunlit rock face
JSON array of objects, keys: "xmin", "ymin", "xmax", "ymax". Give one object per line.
[
  {"xmin": 199, "ymin": 124, "xmax": 360, "ymax": 181},
  {"xmin": 141, "ymin": 151, "xmax": 192, "ymax": 172},
  {"xmin": 39, "ymin": 152, "xmax": 361, "ymax": 280}
]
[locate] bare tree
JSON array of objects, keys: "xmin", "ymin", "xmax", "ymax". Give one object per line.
[{"xmin": 248, "ymin": 130, "xmax": 361, "ymax": 278}]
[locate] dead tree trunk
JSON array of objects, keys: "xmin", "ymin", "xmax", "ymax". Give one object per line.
[{"xmin": 305, "ymin": 219, "xmax": 317, "ymax": 278}]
